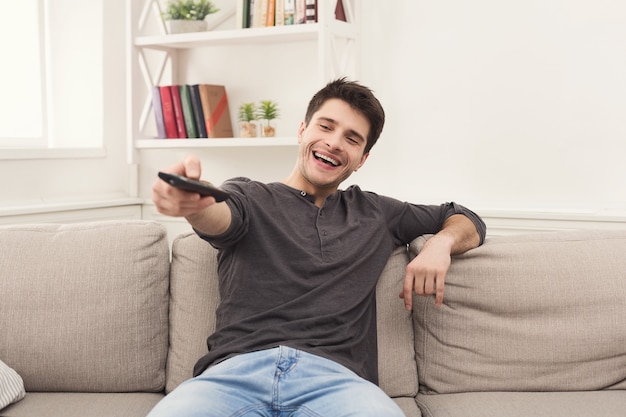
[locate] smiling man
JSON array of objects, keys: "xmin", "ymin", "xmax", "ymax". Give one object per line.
[{"xmin": 149, "ymin": 78, "xmax": 486, "ymax": 417}]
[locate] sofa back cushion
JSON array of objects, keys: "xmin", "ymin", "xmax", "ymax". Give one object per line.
[
  {"xmin": 411, "ymin": 230, "xmax": 626, "ymax": 394},
  {"xmin": 0, "ymin": 221, "xmax": 170, "ymax": 392},
  {"xmin": 375, "ymin": 245, "xmax": 419, "ymax": 397},
  {"xmin": 166, "ymin": 231, "xmax": 220, "ymax": 393},
  {"xmin": 166, "ymin": 232, "xmax": 419, "ymax": 398}
]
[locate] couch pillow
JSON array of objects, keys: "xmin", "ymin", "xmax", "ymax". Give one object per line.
[
  {"xmin": 0, "ymin": 221, "xmax": 170, "ymax": 392},
  {"xmin": 411, "ymin": 230, "xmax": 626, "ymax": 394},
  {"xmin": 0, "ymin": 359, "xmax": 25, "ymax": 410},
  {"xmin": 376, "ymin": 245, "xmax": 419, "ymax": 397},
  {"xmin": 166, "ymin": 231, "xmax": 221, "ymax": 393}
]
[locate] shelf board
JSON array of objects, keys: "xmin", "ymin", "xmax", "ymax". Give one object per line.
[
  {"xmin": 135, "ymin": 25, "xmax": 323, "ymax": 49},
  {"xmin": 136, "ymin": 137, "xmax": 298, "ymax": 149}
]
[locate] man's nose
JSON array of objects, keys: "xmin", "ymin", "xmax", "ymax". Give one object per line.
[{"xmin": 325, "ymin": 132, "xmax": 343, "ymax": 150}]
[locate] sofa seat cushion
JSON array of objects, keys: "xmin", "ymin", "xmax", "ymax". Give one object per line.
[
  {"xmin": 415, "ymin": 391, "xmax": 626, "ymax": 417},
  {"xmin": 0, "ymin": 392, "xmax": 164, "ymax": 417},
  {"xmin": 411, "ymin": 230, "xmax": 626, "ymax": 394},
  {"xmin": 393, "ymin": 396, "xmax": 422, "ymax": 417},
  {"xmin": 0, "ymin": 221, "xmax": 170, "ymax": 393}
]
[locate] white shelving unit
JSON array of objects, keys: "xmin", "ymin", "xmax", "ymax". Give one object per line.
[{"xmin": 126, "ymin": 0, "xmax": 360, "ymax": 163}]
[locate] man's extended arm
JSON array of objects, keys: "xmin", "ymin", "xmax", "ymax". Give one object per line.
[
  {"xmin": 152, "ymin": 155, "xmax": 232, "ymax": 236},
  {"xmin": 400, "ymin": 214, "xmax": 482, "ymax": 309}
]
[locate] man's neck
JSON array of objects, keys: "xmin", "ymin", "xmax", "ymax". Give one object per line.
[{"xmin": 282, "ymin": 172, "xmax": 337, "ymax": 208}]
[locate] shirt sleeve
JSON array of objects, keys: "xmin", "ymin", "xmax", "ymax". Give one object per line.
[
  {"xmin": 194, "ymin": 178, "xmax": 251, "ymax": 249},
  {"xmin": 379, "ymin": 195, "xmax": 486, "ymax": 246}
]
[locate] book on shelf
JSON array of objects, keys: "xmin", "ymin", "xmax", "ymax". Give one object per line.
[
  {"xmin": 305, "ymin": 0, "xmax": 317, "ymax": 23},
  {"xmin": 170, "ymin": 85, "xmax": 187, "ymax": 138},
  {"xmin": 335, "ymin": 0, "xmax": 346, "ymax": 22},
  {"xmin": 151, "ymin": 86, "xmax": 166, "ymax": 139},
  {"xmin": 241, "ymin": 0, "xmax": 323, "ymax": 28},
  {"xmin": 251, "ymin": 0, "xmax": 268, "ymax": 28},
  {"xmin": 295, "ymin": 0, "xmax": 306, "ymax": 24},
  {"xmin": 275, "ymin": 0, "xmax": 285, "ymax": 25},
  {"xmin": 237, "ymin": 0, "xmax": 251, "ymax": 29},
  {"xmin": 179, "ymin": 85, "xmax": 198, "ymax": 139},
  {"xmin": 266, "ymin": 0, "xmax": 276, "ymax": 26},
  {"xmin": 197, "ymin": 84, "xmax": 234, "ymax": 138},
  {"xmin": 189, "ymin": 85, "xmax": 208, "ymax": 138},
  {"xmin": 158, "ymin": 86, "xmax": 178, "ymax": 139},
  {"xmin": 284, "ymin": 0, "xmax": 295, "ymax": 24}
]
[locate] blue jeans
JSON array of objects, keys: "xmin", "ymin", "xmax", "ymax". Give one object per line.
[{"xmin": 147, "ymin": 346, "xmax": 405, "ymax": 417}]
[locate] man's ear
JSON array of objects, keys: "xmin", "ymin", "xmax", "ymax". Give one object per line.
[
  {"xmin": 355, "ymin": 152, "xmax": 369, "ymax": 172},
  {"xmin": 297, "ymin": 121, "xmax": 306, "ymax": 143}
]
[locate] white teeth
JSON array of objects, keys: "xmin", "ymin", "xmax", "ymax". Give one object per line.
[{"xmin": 314, "ymin": 152, "xmax": 339, "ymax": 166}]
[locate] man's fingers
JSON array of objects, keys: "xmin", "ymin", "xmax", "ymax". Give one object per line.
[
  {"xmin": 183, "ymin": 155, "xmax": 202, "ymax": 179},
  {"xmin": 400, "ymin": 273, "xmax": 414, "ymax": 311},
  {"xmin": 400, "ymin": 272, "xmax": 446, "ymax": 310},
  {"xmin": 434, "ymin": 276, "xmax": 445, "ymax": 307}
]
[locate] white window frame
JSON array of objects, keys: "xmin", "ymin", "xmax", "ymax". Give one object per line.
[{"xmin": 0, "ymin": 0, "xmax": 106, "ymax": 160}]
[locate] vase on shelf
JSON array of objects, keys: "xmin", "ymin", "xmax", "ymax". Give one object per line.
[
  {"xmin": 239, "ymin": 122, "xmax": 257, "ymax": 138},
  {"xmin": 261, "ymin": 121, "xmax": 276, "ymax": 137},
  {"xmin": 166, "ymin": 19, "xmax": 208, "ymax": 34}
]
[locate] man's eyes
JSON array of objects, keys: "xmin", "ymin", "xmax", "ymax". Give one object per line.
[{"xmin": 318, "ymin": 124, "xmax": 360, "ymax": 145}]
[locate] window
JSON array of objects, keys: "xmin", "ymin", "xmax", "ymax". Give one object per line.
[{"xmin": 0, "ymin": 0, "xmax": 103, "ymax": 150}]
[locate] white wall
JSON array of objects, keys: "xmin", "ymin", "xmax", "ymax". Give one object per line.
[
  {"xmin": 353, "ymin": 0, "xmax": 626, "ymax": 214},
  {"xmin": 3, "ymin": 0, "xmax": 625, "ymax": 228}
]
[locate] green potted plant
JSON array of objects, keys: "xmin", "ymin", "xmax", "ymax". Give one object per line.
[
  {"xmin": 238, "ymin": 102, "xmax": 258, "ymax": 138},
  {"xmin": 162, "ymin": 0, "xmax": 219, "ymax": 34},
  {"xmin": 257, "ymin": 100, "xmax": 280, "ymax": 137}
]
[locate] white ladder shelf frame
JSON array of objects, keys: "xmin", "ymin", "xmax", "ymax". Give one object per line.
[{"xmin": 126, "ymin": 0, "xmax": 360, "ymax": 163}]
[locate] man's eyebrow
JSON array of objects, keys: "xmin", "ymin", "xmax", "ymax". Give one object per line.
[{"xmin": 317, "ymin": 116, "xmax": 366, "ymax": 143}]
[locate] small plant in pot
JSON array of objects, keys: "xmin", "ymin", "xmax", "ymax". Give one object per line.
[
  {"xmin": 162, "ymin": 0, "xmax": 219, "ymax": 34},
  {"xmin": 257, "ymin": 100, "xmax": 279, "ymax": 137},
  {"xmin": 238, "ymin": 102, "xmax": 258, "ymax": 138}
]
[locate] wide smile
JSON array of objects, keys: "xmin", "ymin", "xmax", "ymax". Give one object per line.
[{"xmin": 313, "ymin": 151, "xmax": 341, "ymax": 167}]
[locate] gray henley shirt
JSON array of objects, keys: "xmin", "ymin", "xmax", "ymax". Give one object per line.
[{"xmin": 193, "ymin": 178, "xmax": 486, "ymax": 384}]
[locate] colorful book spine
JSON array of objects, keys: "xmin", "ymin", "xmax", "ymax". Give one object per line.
[
  {"xmin": 179, "ymin": 85, "xmax": 198, "ymax": 138},
  {"xmin": 159, "ymin": 86, "xmax": 178, "ymax": 139},
  {"xmin": 284, "ymin": 0, "xmax": 295, "ymax": 24},
  {"xmin": 335, "ymin": 0, "xmax": 346, "ymax": 21},
  {"xmin": 152, "ymin": 86, "xmax": 166, "ymax": 138},
  {"xmin": 252, "ymin": 0, "xmax": 268, "ymax": 27},
  {"xmin": 170, "ymin": 85, "xmax": 187, "ymax": 138},
  {"xmin": 266, "ymin": 0, "xmax": 275, "ymax": 26},
  {"xmin": 189, "ymin": 84, "xmax": 208, "ymax": 138},
  {"xmin": 275, "ymin": 0, "xmax": 285, "ymax": 26},
  {"xmin": 305, "ymin": 0, "xmax": 317, "ymax": 23},
  {"xmin": 295, "ymin": 0, "xmax": 306, "ymax": 24},
  {"xmin": 197, "ymin": 84, "xmax": 234, "ymax": 138},
  {"xmin": 241, "ymin": 0, "xmax": 251, "ymax": 28}
]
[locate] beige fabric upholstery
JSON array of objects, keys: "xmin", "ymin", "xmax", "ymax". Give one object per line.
[
  {"xmin": 411, "ymin": 230, "xmax": 626, "ymax": 394},
  {"xmin": 0, "ymin": 221, "xmax": 170, "ymax": 393},
  {"xmin": 416, "ymin": 391, "xmax": 626, "ymax": 417},
  {"xmin": 0, "ymin": 392, "xmax": 163, "ymax": 417},
  {"xmin": 376, "ymin": 245, "xmax": 419, "ymax": 398},
  {"xmin": 166, "ymin": 231, "xmax": 220, "ymax": 393}
]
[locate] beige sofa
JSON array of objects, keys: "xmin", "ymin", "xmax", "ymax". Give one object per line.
[{"xmin": 0, "ymin": 221, "xmax": 625, "ymax": 417}]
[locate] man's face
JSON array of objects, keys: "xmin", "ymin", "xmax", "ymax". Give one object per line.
[{"xmin": 295, "ymin": 98, "xmax": 370, "ymax": 194}]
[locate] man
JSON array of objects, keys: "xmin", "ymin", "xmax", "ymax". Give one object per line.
[{"xmin": 149, "ymin": 78, "xmax": 486, "ymax": 416}]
